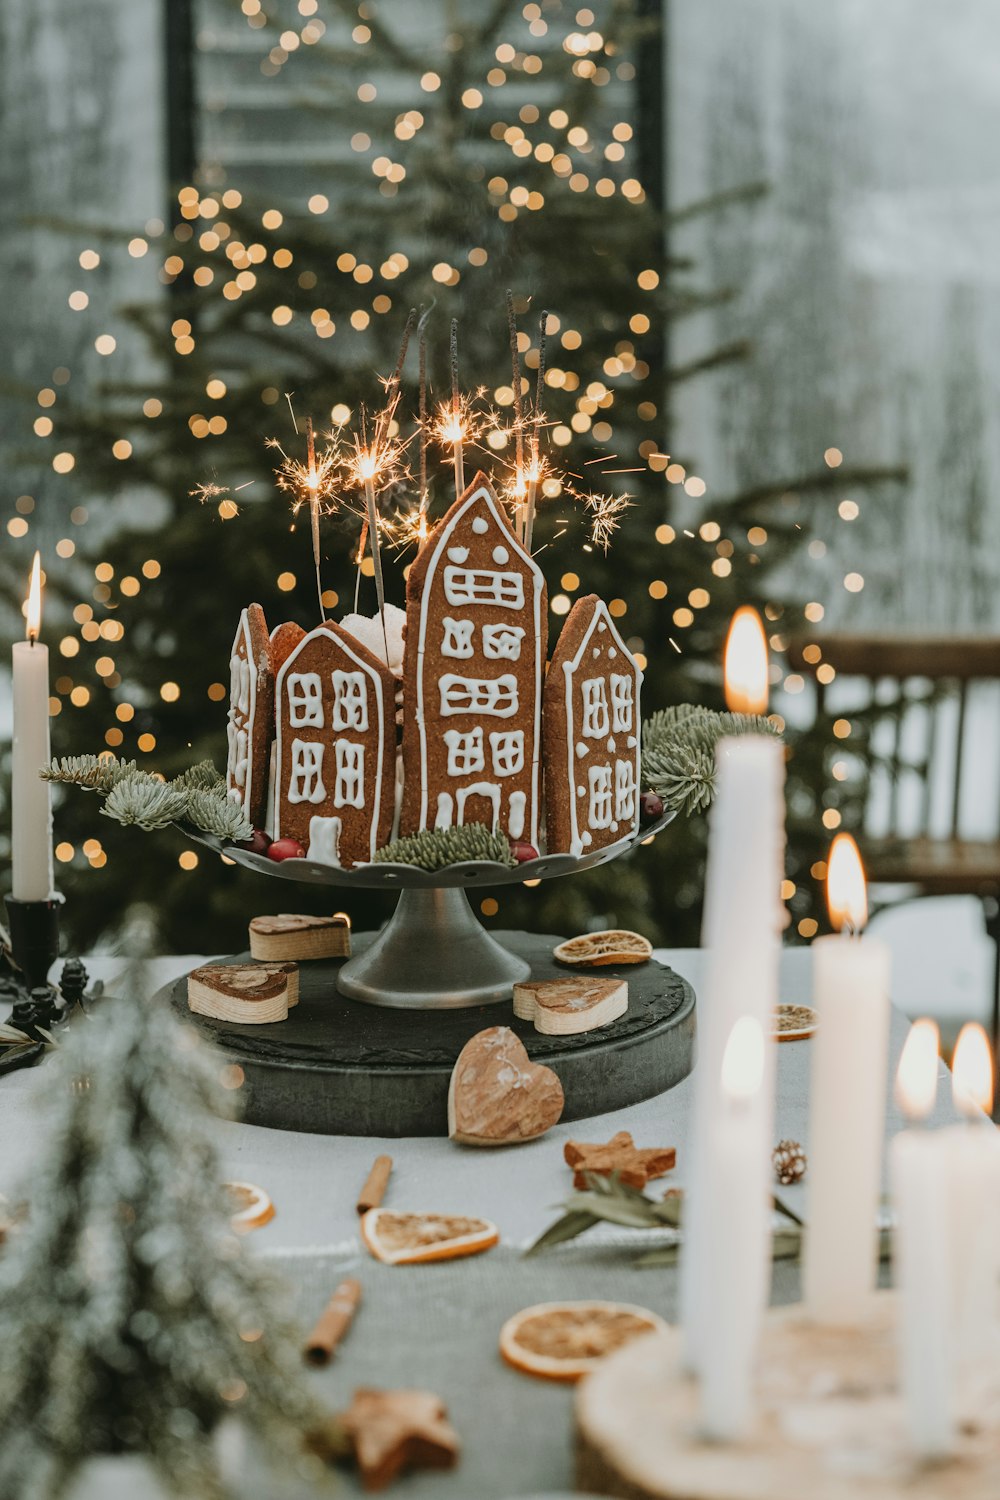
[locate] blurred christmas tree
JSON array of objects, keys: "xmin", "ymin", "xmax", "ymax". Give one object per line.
[{"xmin": 0, "ymin": 0, "xmax": 901, "ymax": 952}]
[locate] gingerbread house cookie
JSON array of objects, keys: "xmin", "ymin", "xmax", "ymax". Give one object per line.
[
  {"xmin": 543, "ymin": 594, "xmax": 642, "ymax": 856},
  {"xmin": 400, "ymin": 473, "xmax": 547, "ymax": 843},
  {"xmin": 226, "ymin": 603, "xmax": 274, "ymax": 830},
  {"xmin": 274, "ymin": 621, "xmax": 396, "ymax": 868}
]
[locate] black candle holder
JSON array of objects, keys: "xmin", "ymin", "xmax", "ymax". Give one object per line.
[{"xmin": 3, "ymin": 894, "xmax": 66, "ymax": 1037}]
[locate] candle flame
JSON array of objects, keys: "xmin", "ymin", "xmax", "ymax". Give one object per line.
[
  {"xmin": 724, "ymin": 607, "xmax": 768, "ymax": 715},
  {"xmin": 720, "ymin": 1016, "xmax": 765, "ymax": 1102},
  {"xmin": 826, "ymin": 832, "xmax": 867, "ymax": 934},
  {"xmin": 894, "ymin": 1018, "xmax": 939, "ymax": 1122},
  {"xmin": 25, "ymin": 551, "xmax": 42, "ymax": 641},
  {"xmin": 952, "ymin": 1021, "xmax": 993, "ymax": 1118}
]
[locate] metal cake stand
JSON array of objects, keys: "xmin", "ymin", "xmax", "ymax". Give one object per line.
[{"xmin": 181, "ymin": 808, "xmax": 676, "ymax": 1011}]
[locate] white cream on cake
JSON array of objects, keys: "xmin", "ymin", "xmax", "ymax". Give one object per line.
[{"xmin": 338, "ymin": 604, "xmax": 406, "ymax": 675}]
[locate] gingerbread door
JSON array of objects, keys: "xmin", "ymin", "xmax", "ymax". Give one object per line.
[
  {"xmin": 274, "ymin": 622, "xmax": 396, "ymax": 867},
  {"xmin": 543, "ymin": 594, "xmax": 643, "ymax": 856},
  {"xmin": 401, "ymin": 473, "xmax": 547, "ymax": 843}
]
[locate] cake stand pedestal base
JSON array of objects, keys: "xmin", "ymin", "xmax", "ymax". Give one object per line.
[
  {"xmin": 161, "ymin": 931, "xmax": 695, "ymax": 1137},
  {"xmin": 336, "ymin": 887, "xmax": 530, "ymax": 1008}
]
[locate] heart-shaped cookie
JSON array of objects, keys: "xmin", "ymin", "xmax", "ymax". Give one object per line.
[{"xmin": 447, "ymin": 1026, "xmax": 564, "ymax": 1146}]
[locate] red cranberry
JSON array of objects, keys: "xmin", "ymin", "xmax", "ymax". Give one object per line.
[
  {"xmin": 242, "ymin": 827, "xmax": 272, "ymax": 856},
  {"xmin": 267, "ymin": 837, "xmax": 306, "ymax": 862},
  {"xmin": 510, "ymin": 840, "xmax": 539, "ymax": 863},
  {"xmin": 639, "ymin": 790, "xmax": 665, "ymax": 824}
]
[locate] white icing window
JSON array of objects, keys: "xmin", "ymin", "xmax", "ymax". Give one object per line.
[
  {"xmin": 489, "ymin": 730, "xmax": 524, "ymax": 778},
  {"xmin": 307, "ymin": 815, "xmax": 342, "ymax": 868},
  {"xmin": 456, "ymin": 781, "xmax": 501, "ymax": 830},
  {"xmin": 331, "ymin": 670, "xmax": 369, "ymax": 732},
  {"xmin": 615, "ymin": 758, "xmax": 636, "ymax": 822},
  {"xmin": 611, "ymin": 674, "xmax": 634, "ymax": 733},
  {"xmin": 287, "ymin": 671, "xmax": 324, "ymax": 728},
  {"xmin": 482, "ymin": 624, "xmax": 525, "ymax": 661},
  {"xmin": 333, "ymin": 740, "xmax": 365, "ymax": 809},
  {"xmin": 444, "ymin": 727, "xmax": 485, "ymax": 777},
  {"xmin": 444, "ymin": 567, "xmax": 525, "ymax": 610},
  {"xmin": 582, "ymin": 678, "xmax": 610, "ymax": 738},
  {"xmin": 440, "ymin": 673, "xmax": 519, "ymax": 718},
  {"xmin": 588, "ymin": 765, "xmax": 614, "ymax": 829},
  {"xmin": 289, "ymin": 739, "xmax": 326, "ymax": 804},
  {"xmin": 441, "ymin": 617, "xmax": 475, "ymax": 659}
]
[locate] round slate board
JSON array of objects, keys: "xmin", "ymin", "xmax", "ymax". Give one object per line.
[{"xmin": 162, "ymin": 931, "xmax": 696, "ymax": 1137}]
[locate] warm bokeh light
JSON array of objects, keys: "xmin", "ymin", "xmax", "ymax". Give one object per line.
[
  {"xmin": 723, "ymin": 606, "xmax": 768, "ymax": 716},
  {"xmin": 720, "ymin": 1016, "xmax": 765, "ymax": 1102},
  {"xmin": 826, "ymin": 832, "xmax": 867, "ymax": 934},
  {"xmin": 894, "ymin": 1018, "xmax": 939, "ymax": 1122},
  {"xmin": 952, "ymin": 1022, "xmax": 993, "ymax": 1118}
]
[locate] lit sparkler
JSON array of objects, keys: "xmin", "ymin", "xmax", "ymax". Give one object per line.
[{"xmin": 583, "ymin": 491, "xmax": 633, "ymax": 552}]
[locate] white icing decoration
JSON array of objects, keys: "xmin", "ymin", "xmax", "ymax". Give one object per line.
[
  {"xmin": 440, "ymin": 673, "xmax": 518, "ymax": 718},
  {"xmin": 333, "ymin": 740, "xmax": 365, "ymax": 808},
  {"xmin": 443, "ymin": 727, "xmax": 485, "ymax": 777},
  {"xmin": 610, "ymin": 674, "xmax": 634, "ymax": 733},
  {"xmin": 557, "ymin": 597, "xmax": 643, "ymax": 857},
  {"xmin": 412, "ymin": 481, "xmax": 545, "ymax": 844},
  {"xmin": 492, "ymin": 545, "xmax": 510, "ymax": 564},
  {"xmin": 331, "ymin": 670, "xmax": 369, "ymax": 732},
  {"xmin": 615, "ymin": 758, "xmax": 636, "ymax": 821},
  {"xmin": 289, "ymin": 739, "xmax": 326, "ymax": 804},
  {"xmin": 577, "ymin": 785, "xmax": 586, "ymax": 797},
  {"xmin": 392, "ymin": 748, "xmax": 404, "ymax": 840},
  {"xmin": 489, "ymin": 729, "xmax": 524, "ymax": 777},
  {"xmin": 265, "ymin": 739, "xmax": 277, "ymax": 837},
  {"xmin": 435, "ymin": 792, "xmax": 453, "ymax": 829},
  {"xmin": 581, "ymin": 678, "xmax": 610, "ymax": 738},
  {"xmin": 508, "ymin": 789, "xmax": 526, "ymax": 839},
  {"xmin": 447, "ymin": 545, "xmax": 470, "ymax": 563},
  {"xmin": 444, "ymin": 566, "xmax": 525, "ymax": 610},
  {"xmin": 231, "ymin": 654, "xmax": 251, "ymax": 716},
  {"xmin": 581, "ymin": 831, "xmax": 592, "ymax": 846},
  {"xmin": 576, "ymin": 742, "xmax": 589, "ymax": 758},
  {"xmin": 287, "ymin": 671, "xmax": 324, "ymax": 728},
  {"xmin": 233, "ymin": 727, "xmax": 248, "ymax": 786},
  {"xmin": 607, "ymin": 737, "xmax": 616, "ymax": 753},
  {"xmin": 456, "ymin": 781, "xmax": 501, "ymax": 831},
  {"xmin": 609, "ymin": 647, "xmax": 617, "ymax": 659},
  {"xmin": 441, "ymin": 617, "xmax": 475, "ymax": 659},
  {"xmin": 274, "ymin": 624, "xmax": 391, "ymax": 861},
  {"xmin": 482, "ymin": 623, "xmax": 524, "ymax": 661},
  {"xmin": 588, "ymin": 764, "xmax": 614, "ymax": 829},
  {"xmin": 307, "ymin": 815, "xmax": 342, "ymax": 867},
  {"xmin": 227, "ymin": 614, "xmax": 260, "ymax": 814}
]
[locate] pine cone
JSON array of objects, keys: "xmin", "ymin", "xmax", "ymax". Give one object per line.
[{"xmin": 772, "ymin": 1139, "xmax": 807, "ymax": 1186}]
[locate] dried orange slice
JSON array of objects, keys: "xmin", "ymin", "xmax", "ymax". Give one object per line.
[
  {"xmin": 773, "ymin": 1003, "xmax": 818, "ymax": 1042},
  {"xmin": 360, "ymin": 1208, "xmax": 499, "ymax": 1265},
  {"xmin": 553, "ymin": 930, "xmax": 653, "ymax": 967},
  {"xmin": 224, "ymin": 1180, "xmax": 275, "ymax": 1232},
  {"xmin": 500, "ymin": 1300, "xmax": 666, "ymax": 1381}
]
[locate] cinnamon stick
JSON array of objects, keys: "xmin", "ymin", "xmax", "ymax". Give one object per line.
[
  {"xmin": 303, "ymin": 1278, "xmax": 362, "ymax": 1367},
  {"xmin": 356, "ymin": 1154, "xmax": 393, "ymax": 1215}
]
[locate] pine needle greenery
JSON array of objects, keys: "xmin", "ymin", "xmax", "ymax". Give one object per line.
[
  {"xmin": 43, "ymin": 755, "xmax": 251, "ymax": 843},
  {"xmin": 0, "ymin": 943, "xmax": 324, "ymax": 1498},
  {"xmin": 100, "ymin": 776, "xmax": 190, "ymax": 832},
  {"xmin": 185, "ymin": 789, "xmax": 253, "ymax": 843},
  {"xmin": 174, "ymin": 761, "xmax": 227, "ymax": 796},
  {"xmin": 642, "ymin": 706, "xmax": 780, "ymax": 817},
  {"xmin": 373, "ymin": 823, "xmax": 519, "ymax": 871},
  {"xmin": 40, "ymin": 754, "xmax": 140, "ymax": 794}
]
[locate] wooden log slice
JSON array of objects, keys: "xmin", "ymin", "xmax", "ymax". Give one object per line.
[
  {"xmin": 576, "ymin": 1294, "xmax": 1000, "ymax": 1500},
  {"xmin": 249, "ymin": 912, "xmax": 351, "ymax": 962}
]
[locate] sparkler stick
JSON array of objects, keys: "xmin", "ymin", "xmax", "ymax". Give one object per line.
[
  {"xmin": 418, "ymin": 317, "xmax": 430, "ymax": 542},
  {"xmin": 360, "ymin": 453, "xmax": 390, "ymax": 661},
  {"xmin": 506, "ymin": 289, "xmax": 526, "ymax": 540},
  {"xmin": 305, "ymin": 418, "xmax": 326, "ymax": 620},
  {"xmin": 523, "ymin": 308, "xmax": 549, "ymax": 555},
  {"xmin": 450, "ymin": 318, "xmax": 465, "ymax": 498}
]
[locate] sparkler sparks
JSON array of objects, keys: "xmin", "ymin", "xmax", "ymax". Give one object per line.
[{"xmin": 583, "ymin": 491, "xmax": 634, "ymax": 552}]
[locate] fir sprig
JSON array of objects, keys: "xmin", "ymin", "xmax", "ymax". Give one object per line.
[
  {"xmin": 40, "ymin": 754, "xmax": 139, "ymax": 794},
  {"xmin": 373, "ymin": 823, "xmax": 518, "ymax": 870},
  {"xmin": 642, "ymin": 705, "xmax": 780, "ymax": 817},
  {"xmin": 173, "ymin": 759, "xmax": 226, "ymax": 795},
  {"xmin": 100, "ymin": 775, "xmax": 189, "ymax": 831},
  {"xmin": 184, "ymin": 787, "xmax": 253, "ymax": 842}
]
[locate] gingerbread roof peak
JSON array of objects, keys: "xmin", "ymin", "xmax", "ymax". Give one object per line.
[
  {"xmin": 276, "ymin": 619, "xmax": 395, "ymax": 692},
  {"xmin": 559, "ymin": 594, "xmax": 642, "ymax": 680},
  {"xmin": 406, "ymin": 474, "xmax": 538, "ymax": 597}
]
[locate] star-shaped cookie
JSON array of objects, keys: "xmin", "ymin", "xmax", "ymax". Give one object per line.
[
  {"xmin": 564, "ymin": 1130, "xmax": 676, "ymax": 1190},
  {"xmin": 340, "ymin": 1387, "xmax": 460, "ymax": 1491}
]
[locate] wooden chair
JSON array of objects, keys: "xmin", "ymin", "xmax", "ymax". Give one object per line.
[{"xmin": 787, "ymin": 634, "xmax": 1000, "ymax": 1079}]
